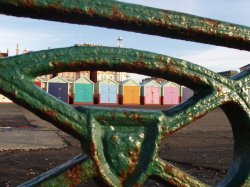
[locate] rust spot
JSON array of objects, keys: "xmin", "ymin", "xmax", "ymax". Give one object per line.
[
  {"xmin": 134, "ymin": 183, "xmax": 142, "ymax": 187},
  {"xmin": 67, "ymin": 164, "xmax": 82, "ymax": 186},
  {"xmin": 9, "ymin": 91, "xmax": 17, "ymax": 98},
  {"xmin": 134, "ymin": 61, "xmax": 146, "ymax": 69},
  {"xmin": 42, "ymin": 109, "xmax": 57, "ymax": 118},
  {"xmin": 163, "ymin": 162, "xmax": 174, "ymax": 173},
  {"xmin": 72, "ymin": 7, "xmax": 82, "ymax": 15},
  {"xmin": 130, "ymin": 113, "xmax": 143, "ymax": 123},
  {"xmin": 128, "ymin": 146, "xmax": 140, "ymax": 164},
  {"xmin": 191, "ymin": 111, "xmax": 208, "ymax": 122},
  {"xmin": 112, "ymin": 2, "xmax": 128, "ymax": 20},
  {"xmin": 120, "ymin": 145, "xmax": 141, "ymax": 185},
  {"xmin": 111, "ymin": 114, "xmax": 116, "ymax": 120},
  {"xmin": 163, "ymin": 162, "xmax": 193, "ymax": 186},
  {"xmin": 90, "ymin": 141, "xmax": 96, "ymax": 155},
  {"xmin": 87, "ymin": 8, "xmax": 96, "ymax": 16},
  {"xmin": 202, "ymin": 18, "xmax": 220, "ymax": 28},
  {"xmin": 25, "ymin": 0, "xmax": 35, "ymax": 8},
  {"xmin": 113, "ymin": 3, "xmax": 118, "ymax": 17},
  {"xmin": 119, "ymin": 170, "xmax": 127, "ymax": 185},
  {"xmin": 90, "ymin": 141, "xmax": 103, "ymax": 178},
  {"xmin": 96, "ymin": 115, "xmax": 106, "ymax": 123},
  {"xmin": 123, "ymin": 111, "xmax": 130, "ymax": 119},
  {"xmin": 100, "ymin": 60, "xmax": 108, "ymax": 67}
]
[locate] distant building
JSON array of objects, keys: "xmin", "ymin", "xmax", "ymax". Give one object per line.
[
  {"xmin": 57, "ymin": 71, "xmax": 90, "ymax": 82},
  {"xmin": 240, "ymin": 64, "xmax": 250, "ymax": 72},
  {"xmin": 97, "ymin": 71, "xmax": 128, "ymax": 82},
  {"xmin": 13, "ymin": 43, "xmax": 129, "ymax": 82},
  {"xmin": 16, "ymin": 44, "xmax": 30, "ymax": 55},
  {"xmin": 0, "ymin": 49, "xmax": 8, "ymax": 58},
  {"xmin": 142, "ymin": 77, "xmax": 165, "ymax": 84}
]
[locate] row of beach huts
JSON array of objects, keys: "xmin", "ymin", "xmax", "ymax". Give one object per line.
[
  {"xmin": 0, "ymin": 76, "xmax": 194, "ymax": 105},
  {"xmin": 2, "ymin": 74, "xmax": 248, "ymax": 105},
  {"xmin": 32, "ymin": 76, "xmax": 193, "ymax": 105}
]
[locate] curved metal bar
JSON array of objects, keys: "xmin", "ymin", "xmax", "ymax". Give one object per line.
[
  {"xmin": 1, "ymin": 46, "xmax": 248, "ymax": 137},
  {"xmin": 0, "ymin": 45, "xmax": 249, "ymax": 187},
  {"xmin": 0, "ymin": 46, "xmax": 234, "ymax": 90},
  {"xmin": 18, "ymin": 155, "xmax": 97, "ymax": 187},
  {"xmin": 0, "ymin": 1, "xmax": 249, "ymax": 186},
  {"xmin": 0, "ymin": 0, "xmax": 250, "ymax": 51},
  {"xmin": 149, "ymin": 159, "xmax": 208, "ymax": 187},
  {"xmin": 0, "ymin": 61, "xmax": 88, "ymax": 142}
]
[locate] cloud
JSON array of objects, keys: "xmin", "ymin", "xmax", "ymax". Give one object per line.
[
  {"xmin": 0, "ymin": 28, "xmax": 79, "ymax": 55},
  {"xmin": 118, "ymin": 0, "xmax": 250, "ymax": 26},
  {"xmin": 181, "ymin": 47, "xmax": 250, "ymax": 72}
]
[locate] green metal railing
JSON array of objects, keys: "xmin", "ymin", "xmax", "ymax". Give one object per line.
[{"xmin": 0, "ymin": 1, "xmax": 249, "ymax": 186}]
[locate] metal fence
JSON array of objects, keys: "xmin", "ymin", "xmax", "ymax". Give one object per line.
[{"xmin": 0, "ymin": 1, "xmax": 249, "ymax": 186}]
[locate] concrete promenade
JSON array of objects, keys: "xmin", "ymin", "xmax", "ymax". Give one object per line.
[{"xmin": 0, "ymin": 103, "xmax": 67, "ymax": 150}]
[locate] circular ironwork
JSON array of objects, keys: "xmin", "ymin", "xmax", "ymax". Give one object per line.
[{"xmin": 0, "ymin": 1, "xmax": 249, "ymax": 186}]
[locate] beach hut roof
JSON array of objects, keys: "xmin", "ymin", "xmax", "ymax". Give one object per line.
[
  {"xmin": 120, "ymin": 79, "xmax": 140, "ymax": 87},
  {"xmin": 34, "ymin": 77, "xmax": 45, "ymax": 82},
  {"xmin": 47, "ymin": 76, "xmax": 71, "ymax": 83},
  {"xmin": 141, "ymin": 80, "xmax": 161, "ymax": 87},
  {"xmin": 98, "ymin": 78, "xmax": 119, "ymax": 85},
  {"xmin": 161, "ymin": 81, "xmax": 179, "ymax": 87},
  {"xmin": 74, "ymin": 76, "xmax": 94, "ymax": 84}
]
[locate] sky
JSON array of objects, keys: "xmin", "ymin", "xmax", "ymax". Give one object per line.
[{"xmin": 0, "ymin": 0, "xmax": 250, "ymax": 81}]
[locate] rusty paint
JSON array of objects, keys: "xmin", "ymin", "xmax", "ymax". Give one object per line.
[
  {"xmin": 67, "ymin": 165, "xmax": 82, "ymax": 186},
  {"xmin": 119, "ymin": 170, "xmax": 127, "ymax": 186},
  {"xmin": 87, "ymin": 8, "xmax": 96, "ymax": 17},
  {"xmin": 128, "ymin": 145, "xmax": 141, "ymax": 170},
  {"xmin": 111, "ymin": 114, "xmax": 116, "ymax": 120},
  {"xmin": 113, "ymin": 3, "xmax": 118, "ymax": 18},
  {"xmin": 130, "ymin": 113, "xmax": 143, "ymax": 123},
  {"xmin": 0, "ymin": 45, "xmax": 248, "ymax": 186},
  {"xmin": 190, "ymin": 111, "xmax": 208, "ymax": 123},
  {"xmin": 0, "ymin": 1, "xmax": 249, "ymax": 187}
]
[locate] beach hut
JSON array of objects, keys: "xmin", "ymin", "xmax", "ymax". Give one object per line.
[
  {"xmin": 181, "ymin": 86, "xmax": 194, "ymax": 102},
  {"xmin": 73, "ymin": 76, "xmax": 94, "ymax": 104},
  {"xmin": 141, "ymin": 80, "xmax": 161, "ymax": 105},
  {"xmin": 34, "ymin": 77, "xmax": 42, "ymax": 88},
  {"xmin": 34, "ymin": 77, "xmax": 48, "ymax": 91},
  {"xmin": 119, "ymin": 79, "xmax": 140, "ymax": 105},
  {"xmin": 0, "ymin": 94, "xmax": 12, "ymax": 103},
  {"xmin": 95, "ymin": 79, "xmax": 119, "ymax": 104},
  {"xmin": 161, "ymin": 81, "xmax": 180, "ymax": 105},
  {"xmin": 47, "ymin": 76, "xmax": 70, "ymax": 103}
]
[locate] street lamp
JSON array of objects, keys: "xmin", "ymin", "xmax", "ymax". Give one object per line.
[
  {"xmin": 117, "ymin": 36, "xmax": 123, "ymax": 48},
  {"xmin": 117, "ymin": 36, "xmax": 123, "ymax": 81}
]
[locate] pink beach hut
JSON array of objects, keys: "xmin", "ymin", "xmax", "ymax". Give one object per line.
[
  {"xmin": 141, "ymin": 80, "xmax": 161, "ymax": 105},
  {"xmin": 181, "ymin": 86, "xmax": 194, "ymax": 102},
  {"xmin": 161, "ymin": 81, "xmax": 180, "ymax": 105}
]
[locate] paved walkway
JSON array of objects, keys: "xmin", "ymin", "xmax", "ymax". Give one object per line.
[{"xmin": 0, "ymin": 104, "xmax": 67, "ymax": 150}]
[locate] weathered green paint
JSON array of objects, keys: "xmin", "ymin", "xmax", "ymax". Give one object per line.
[
  {"xmin": 1, "ymin": 0, "xmax": 250, "ymax": 51},
  {"xmin": 18, "ymin": 155, "xmax": 97, "ymax": 187},
  {"xmin": 0, "ymin": 0, "xmax": 249, "ymax": 187}
]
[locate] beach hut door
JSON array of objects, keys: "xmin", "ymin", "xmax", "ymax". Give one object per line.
[
  {"xmin": 101, "ymin": 85, "xmax": 117, "ymax": 103},
  {"xmin": 75, "ymin": 84, "xmax": 92, "ymax": 102},
  {"xmin": 145, "ymin": 86, "xmax": 159, "ymax": 104},
  {"xmin": 164, "ymin": 87, "xmax": 179, "ymax": 105},
  {"xmin": 49, "ymin": 83, "xmax": 68, "ymax": 103}
]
